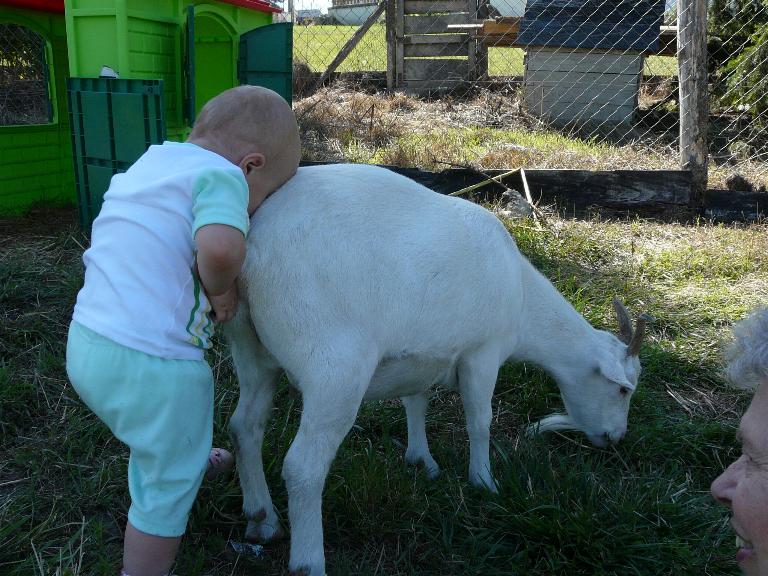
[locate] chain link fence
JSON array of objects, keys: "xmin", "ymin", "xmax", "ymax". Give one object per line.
[
  {"xmin": 708, "ymin": 0, "xmax": 768, "ymax": 191},
  {"xmin": 0, "ymin": 23, "xmax": 51, "ymax": 126},
  {"xmin": 291, "ymin": 0, "xmax": 768, "ymax": 191}
]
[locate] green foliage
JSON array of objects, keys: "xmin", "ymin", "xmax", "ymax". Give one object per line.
[
  {"xmin": 723, "ymin": 25, "xmax": 768, "ymax": 117},
  {"xmin": 708, "ymin": 0, "xmax": 768, "ymax": 71},
  {"xmin": 708, "ymin": 0, "xmax": 768, "ymax": 119}
]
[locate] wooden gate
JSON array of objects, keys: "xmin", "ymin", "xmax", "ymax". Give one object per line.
[{"xmin": 387, "ymin": 0, "xmax": 484, "ymax": 92}]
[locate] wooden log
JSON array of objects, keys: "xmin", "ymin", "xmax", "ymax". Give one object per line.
[
  {"xmin": 703, "ymin": 189, "xmax": 768, "ymax": 222},
  {"xmin": 678, "ymin": 0, "xmax": 708, "ymax": 207},
  {"xmin": 519, "ymin": 169, "xmax": 691, "ymax": 207},
  {"xmin": 299, "ymin": 162, "xmax": 693, "ymax": 214},
  {"xmin": 313, "ymin": 2, "xmax": 386, "ymax": 92}
]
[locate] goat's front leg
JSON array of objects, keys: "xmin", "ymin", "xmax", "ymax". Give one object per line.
[
  {"xmin": 402, "ymin": 392, "xmax": 440, "ymax": 478},
  {"xmin": 227, "ymin": 316, "xmax": 284, "ymax": 542},
  {"xmin": 282, "ymin": 346, "xmax": 377, "ymax": 576},
  {"xmin": 458, "ymin": 348, "xmax": 500, "ymax": 492}
]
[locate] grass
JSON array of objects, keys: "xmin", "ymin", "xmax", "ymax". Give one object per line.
[
  {"xmin": 295, "ymin": 86, "xmax": 679, "ymax": 175},
  {"xmin": 1, "ymin": 200, "xmax": 765, "ymax": 575},
  {"xmin": 293, "ymin": 24, "xmax": 678, "ymax": 77},
  {"xmin": 294, "ymin": 84, "xmax": 768, "ymax": 189}
]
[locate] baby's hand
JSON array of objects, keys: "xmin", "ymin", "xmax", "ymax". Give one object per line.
[{"xmin": 209, "ymin": 283, "xmax": 238, "ymax": 323}]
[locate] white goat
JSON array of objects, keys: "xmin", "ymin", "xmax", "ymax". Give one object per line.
[{"xmin": 226, "ymin": 163, "xmax": 645, "ymax": 575}]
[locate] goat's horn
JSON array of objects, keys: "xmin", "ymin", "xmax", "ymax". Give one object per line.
[
  {"xmin": 627, "ymin": 313, "xmax": 653, "ymax": 357},
  {"xmin": 613, "ymin": 298, "xmax": 633, "ymax": 345}
]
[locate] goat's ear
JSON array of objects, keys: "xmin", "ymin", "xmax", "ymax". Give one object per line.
[
  {"xmin": 613, "ymin": 298, "xmax": 633, "ymax": 345},
  {"xmin": 598, "ymin": 357, "xmax": 636, "ymax": 391}
]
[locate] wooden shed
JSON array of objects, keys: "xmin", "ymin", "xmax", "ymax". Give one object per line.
[{"xmin": 517, "ymin": 0, "xmax": 665, "ymax": 127}]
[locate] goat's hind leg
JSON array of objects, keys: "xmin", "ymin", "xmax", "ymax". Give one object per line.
[
  {"xmin": 226, "ymin": 315, "xmax": 284, "ymax": 542},
  {"xmin": 282, "ymin": 342, "xmax": 378, "ymax": 575},
  {"xmin": 402, "ymin": 392, "xmax": 440, "ymax": 478},
  {"xmin": 458, "ymin": 347, "xmax": 500, "ymax": 492}
]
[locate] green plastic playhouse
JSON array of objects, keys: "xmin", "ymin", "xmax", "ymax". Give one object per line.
[{"xmin": 0, "ymin": 0, "xmax": 292, "ymax": 225}]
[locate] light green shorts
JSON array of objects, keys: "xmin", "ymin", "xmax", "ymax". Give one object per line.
[{"xmin": 66, "ymin": 321, "xmax": 213, "ymax": 537}]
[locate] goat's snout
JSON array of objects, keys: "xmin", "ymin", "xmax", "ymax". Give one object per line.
[
  {"xmin": 606, "ymin": 425, "xmax": 627, "ymax": 445},
  {"xmin": 587, "ymin": 425, "xmax": 627, "ymax": 448}
]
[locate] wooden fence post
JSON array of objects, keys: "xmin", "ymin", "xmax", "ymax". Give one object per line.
[
  {"xmin": 678, "ymin": 0, "xmax": 708, "ymax": 208},
  {"xmin": 387, "ymin": 0, "xmax": 397, "ymax": 88}
]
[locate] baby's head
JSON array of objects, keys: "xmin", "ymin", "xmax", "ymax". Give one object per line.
[{"xmin": 188, "ymin": 85, "xmax": 301, "ymax": 214}]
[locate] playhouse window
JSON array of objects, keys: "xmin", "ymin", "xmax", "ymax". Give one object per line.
[{"xmin": 0, "ymin": 23, "xmax": 52, "ymax": 126}]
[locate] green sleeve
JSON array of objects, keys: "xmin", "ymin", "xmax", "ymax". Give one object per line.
[{"xmin": 191, "ymin": 168, "xmax": 249, "ymax": 236}]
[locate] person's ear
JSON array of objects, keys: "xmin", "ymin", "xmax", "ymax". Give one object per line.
[{"xmin": 239, "ymin": 152, "xmax": 266, "ymax": 175}]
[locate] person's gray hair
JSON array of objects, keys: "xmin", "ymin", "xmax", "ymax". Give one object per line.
[{"xmin": 725, "ymin": 307, "xmax": 768, "ymax": 390}]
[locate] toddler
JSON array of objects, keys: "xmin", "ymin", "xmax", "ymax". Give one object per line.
[{"xmin": 66, "ymin": 85, "xmax": 301, "ymax": 576}]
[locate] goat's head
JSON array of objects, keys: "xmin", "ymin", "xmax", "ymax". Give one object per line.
[{"xmin": 529, "ymin": 299, "xmax": 649, "ymax": 447}]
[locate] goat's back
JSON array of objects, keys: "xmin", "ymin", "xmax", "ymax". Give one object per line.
[{"xmin": 240, "ymin": 164, "xmax": 525, "ymax": 371}]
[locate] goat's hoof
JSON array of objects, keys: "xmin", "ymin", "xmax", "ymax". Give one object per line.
[
  {"xmin": 405, "ymin": 454, "xmax": 440, "ymax": 479},
  {"xmin": 470, "ymin": 473, "xmax": 499, "ymax": 494},
  {"xmin": 245, "ymin": 518, "xmax": 285, "ymax": 543},
  {"xmin": 424, "ymin": 463, "xmax": 440, "ymax": 479},
  {"xmin": 289, "ymin": 566, "xmax": 324, "ymax": 576}
]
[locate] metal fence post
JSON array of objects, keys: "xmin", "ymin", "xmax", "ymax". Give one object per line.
[{"xmin": 678, "ymin": 0, "xmax": 708, "ymax": 207}]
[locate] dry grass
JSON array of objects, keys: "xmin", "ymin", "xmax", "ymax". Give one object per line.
[{"xmin": 295, "ymin": 83, "xmax": 768, "ymax": 190}]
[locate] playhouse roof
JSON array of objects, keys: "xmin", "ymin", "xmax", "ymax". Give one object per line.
[
  {"xmin": 0, "ymin": 0, "xmax": 64, "ymax": 13},
  {"xmin": 0, "ymin": 0, "xmax": 280, "ymax": 15},
  {"xmin": 220, "ymin": 0, "xmax": 281, "ymax": 14}
]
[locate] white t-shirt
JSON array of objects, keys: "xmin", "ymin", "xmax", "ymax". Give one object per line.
[{"xmin": 73, "ymin": 141, "xmax": 249, "ymax": 360}]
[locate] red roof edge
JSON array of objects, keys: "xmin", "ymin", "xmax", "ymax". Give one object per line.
[
  {"xmin": 0, "ymin": 0, "xmax": 65, "ymax": 13},
  {"xmin": 216, "ymin": 0, "xmax": 282, "ymax": 14},
  {"xmin": 0, "ymin": 0, "xmax": 281, "ymax": 15}
]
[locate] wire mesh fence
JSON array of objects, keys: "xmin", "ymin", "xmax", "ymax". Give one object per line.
[
  {"xmin": 0, "ymin": 23, "xmax": 51, "ymax": 126},
  {"xmin": 291, "ymin": 0, "xmax": 768, "ymax": 191},
  {"xmin": 708, "ymin": 0, "xmax": 768, "ymax": 191}
]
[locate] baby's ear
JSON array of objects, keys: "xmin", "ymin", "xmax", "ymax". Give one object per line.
[{"xmin": 240, "ymin": 152, "xmax": 265, "ymax": 173}]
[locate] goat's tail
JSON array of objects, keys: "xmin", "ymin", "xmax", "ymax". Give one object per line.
[{"xmin": 526, "ymin": 413, "xmax": 578, "ymax": 437}]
